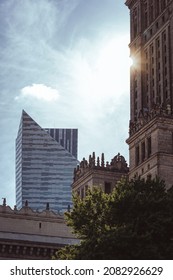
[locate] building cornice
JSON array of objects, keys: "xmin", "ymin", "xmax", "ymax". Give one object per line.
[
  {"xmin": 73, "ymin": 152, "xmax": 128, "ymax": 184},
  {"xmin": 0, "ymin": 204, "xmax": 64, "ymax": 222},
  {"xmin": 125, "ymin": 0, "xmax": 138, "ymax": 8},
  {"xmin": 126, "ymin": 115, "xmax": 173, "ymax": 145}
]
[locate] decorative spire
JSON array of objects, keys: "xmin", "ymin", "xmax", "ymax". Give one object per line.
[
  {"xmin": 101, "ymin": 153, "xmax": 105, "ymax": 167},
  {"xmin": 97, "ymin": 156, "xmax": 100, "ymax": 167},
  {"xmin": 91, "ymin": 152, "xmax": 95, "ymax": 167},
  {"xmin": 89, "ymin": 154, "xmax": 92, "ymax": 167},
  {"xmin": 92, "ymin": 152, "xmax": 95, "ymax": 160},
  {"xmin": 2, "ymin": 198, "xmax": 6, "ymax": 206}
]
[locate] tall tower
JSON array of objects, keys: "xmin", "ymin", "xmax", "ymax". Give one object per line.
[
  {"xmin": 125, "ymin": 0, "xmax": 173, "ymax": 187},
  {"xmin": 16, "ymin": 110, "xmax": 78, "ymax": 212}
]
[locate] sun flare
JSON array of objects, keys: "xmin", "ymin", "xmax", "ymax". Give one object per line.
[
  {"xmin": 92, "ymin": 34, "xmax": 131, "ymax": 96},
  {"xmin": 71, "ymin": 34, "xmax": 130, "ymax": 115}
]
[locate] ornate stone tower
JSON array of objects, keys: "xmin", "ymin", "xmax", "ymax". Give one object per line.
[
  {"xmin": 125, "ymin": 0, "xmax": 173, "ymax": 187},
  {"xmin": 72, "ymin": 152, "xmax": 128, "ymax": 198}
]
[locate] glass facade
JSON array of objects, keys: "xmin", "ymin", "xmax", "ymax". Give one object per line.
[
  {"xmin": 16, "ymin": 110, "xmax": 78, "ymax": 213},
  {"xmin": 44, "ymin": 128, "xmax": 78, "ymax": 158}
]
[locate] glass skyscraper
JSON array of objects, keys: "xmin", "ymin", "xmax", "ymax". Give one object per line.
[{"xmin": 16, "ymin": 110, "xmax": 78, "ymax": 213}]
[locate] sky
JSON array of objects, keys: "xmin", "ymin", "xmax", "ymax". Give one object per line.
[{"xmin": 0, "ymin": 0, "xmax": 130, "ymax": 208}]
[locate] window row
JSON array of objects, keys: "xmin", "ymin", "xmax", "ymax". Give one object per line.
[
  {"xmin": 77, "ymin": 182, "xmax": 112, "ymax": 199},
  {"xmin": 143, "ymin": 30, "xmax": 170, "ymax": 106},
  {"xmin": 143, "ymin": 0, "xmax": 169, "ymax": 29},
  {"xmin": 135, "ymin": 137, "xmax": 152, "ymax": 166},
  {"xmin": 131, "ymin": 0, "xmax": 170, "ymax": 39}
]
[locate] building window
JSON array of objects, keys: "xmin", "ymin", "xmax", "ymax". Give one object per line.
[
  {"xmin": 150, "ymin": 1, "xmax": 154, "ymax": 23},
  {"xmin": 156, "ymin": 0, "xmax": 161, "ymax": 16},
  {"xmin": 161, "ymin": 0, "xmax": 166, "ymax": 10},
  {"xmin": 77, "ymin": 189, "xmax": 80, "ymax": 196},
  {"xmin": 165, "ymin": 90, "xmax": 168, "ymax": 99},
  {"xmin": 105, "ymin": 182, "xmax": 111, "ymax": 194},
  {"xmin": 158, "ymin": 73, "xmax": 161, "ymax": 81},
  {"xmin": 157, "ymin": 38, "xmax": 160, "ymax": 47},
  {"xmin": 147, "ymin": 137, "xmax": 152, "ymax": 157},
  {"xmin": 133, "ymin": 7, "xmax": 138, "ymax": 38},
  {"xmin": 81, "ymin": 188, "xmax": 84, "ymax": 200},
  {"xmin": 144, "ymin": 1, "xmax": 148, "ymax": 29},
  {"xmin": 85, "ymin": 185, "xmax": 89, "ymax": 195},
  {"xmin": 135, "ymin": 145, "xmax": 140, "ymax": 166},
  {"xmin": 141, "ymin": 141, "xmax": 146, "ymax": 162}
]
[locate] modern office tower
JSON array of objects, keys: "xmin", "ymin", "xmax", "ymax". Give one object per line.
[
  {"xmin": 125, "ymin": 0, "xmax": 173, "ymax": 187},
  {"xmin": 16, "ymin": 110, "xmax": 78, "ymax": 212},
  {"xmin": 44, "ymin": 128, "xmax": 77, "ymax": 159}
]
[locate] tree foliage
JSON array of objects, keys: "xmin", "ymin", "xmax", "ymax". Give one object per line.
[{"xmin": 54, "ymin": 178, "xmax": 173, "ymax": 260}]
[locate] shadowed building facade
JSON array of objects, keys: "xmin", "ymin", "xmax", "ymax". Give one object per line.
[
  {"xmin": 16, "ymin": 110, "xmax": 78, "ymax": 212},
  {"xmin": 125, "ymin": 0, "xmax": 173, "ymax": 187}
]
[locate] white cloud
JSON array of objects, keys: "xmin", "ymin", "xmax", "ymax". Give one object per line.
[{"xmin": 17, "ymin": 84, "xmax": 60, "ymax": 102}]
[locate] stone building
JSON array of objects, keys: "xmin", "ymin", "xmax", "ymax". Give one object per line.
[
  {"xmin": 125, "ymin": 0, "xmax": 173, "ymax": 187},
  {"xmin": 0, "ymin": 199, "xmax": 78, "ymax": 260},
  {"xmin": 72, "ymin": 152, "xmax": 129, "ymax": 198}
]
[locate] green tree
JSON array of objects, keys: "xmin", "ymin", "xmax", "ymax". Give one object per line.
[{"xmin": 53, "ymin": 178, "xmax": 173, "ymax": 260}]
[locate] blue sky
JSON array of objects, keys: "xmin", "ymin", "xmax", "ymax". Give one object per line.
[{"xmin": 0, "ymin": 0, "xmax": 130, "ymax": 208}]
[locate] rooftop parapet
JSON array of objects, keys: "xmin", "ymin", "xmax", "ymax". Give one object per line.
[{"xmin": 73, "ymin": 152, "xmax": 129, "ymax": 182}]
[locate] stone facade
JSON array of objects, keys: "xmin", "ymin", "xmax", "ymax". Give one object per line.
[
  {"xmin": 72, "ymin": 152, "xmax": 129, "ymax": 198},
  {"xmin": 125, "ymin": 0, "xmax": 173, "ymax": 187},
  {"xmin": 0, "ymin": 200, "xmax": 78, "ymax": 259},
  {"xmin": 127, "ymin": 115, "xmax": 173, "ymax": 187}
]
